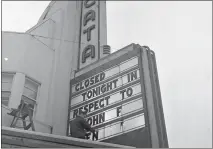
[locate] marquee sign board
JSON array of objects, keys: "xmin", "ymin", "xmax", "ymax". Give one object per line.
[{"xmin": 68, "ymin": 47, "xmax": 153, "ymax": 147}]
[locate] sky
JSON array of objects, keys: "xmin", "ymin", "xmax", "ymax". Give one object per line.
[{"xmin": 2, "ymin": 1, "xmax": 212, "ymax": 148}]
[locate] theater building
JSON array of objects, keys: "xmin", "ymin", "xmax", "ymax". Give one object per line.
[{"xmin": 2, "ymin": 1, "xmax": 168, "ymax": 148}]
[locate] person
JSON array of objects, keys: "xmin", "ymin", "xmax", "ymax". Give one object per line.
[{"xmin": 70, "ymin": 110, "xmax": 97, "ymax": 139}]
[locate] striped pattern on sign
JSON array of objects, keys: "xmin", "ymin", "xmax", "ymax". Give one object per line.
[
  {"xmin": 71, "ymin": 69, "xmax": 140, "ymax": 107},
  {"xmin": 70, "ymin": 98, "xmax": 143, "ymax": 128},
  {"xmin": 72, "ymin": 57, "xmax": 138, "ymax": 94},
  {"xmin": 87, "ymin": 114, "xmax": 145, "ymax": 141},
  {"xmin": 69, "ymin": 83, "xmax": 142, "ymax": 120}
]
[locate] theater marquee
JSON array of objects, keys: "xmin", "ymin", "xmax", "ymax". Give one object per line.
[{"xmin": 68, "ymin": 48, "xmax": 152, "ymax": 147}]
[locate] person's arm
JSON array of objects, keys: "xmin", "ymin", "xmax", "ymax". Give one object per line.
[{"xmin": 81, "ymin": 118, "xmax": 95, "ymax": 132}]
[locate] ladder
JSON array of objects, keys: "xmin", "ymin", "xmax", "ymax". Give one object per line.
[{"xmin": 7, "ymin": 101, "xmax": 35, "ymax": 131}]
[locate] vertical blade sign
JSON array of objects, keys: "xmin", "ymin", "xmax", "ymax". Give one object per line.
[{"xmin": 79, "ymin": 0, "xmax": 99, "ymax": 69}]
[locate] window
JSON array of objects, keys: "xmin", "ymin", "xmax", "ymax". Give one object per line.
[
  {"xmin": 21, "ymin": 77, "xmax": 40, "ymax": 117},
  {"xmin": 1, "ymin": 72, "xmax": 14, "ymax": 106}
]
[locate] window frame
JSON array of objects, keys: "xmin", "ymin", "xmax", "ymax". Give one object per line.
[
  {"xmin": 22, "ymin": 76, "xmax": 41, "ymax": 119},
  {"xmin": 1, "ymin": 72, "xmax": 15, "ymax": 107},
  {"xmin": 1, "ymin": 91, "xmax": 11, "ymax": 107}
]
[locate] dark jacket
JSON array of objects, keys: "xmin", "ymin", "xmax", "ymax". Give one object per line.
[{"xmin": 70, "ymin": 116, "xmax": 95, "ymax": 139}]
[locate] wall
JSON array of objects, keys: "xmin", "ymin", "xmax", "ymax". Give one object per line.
[
  {"xmin": 36, "ymin": 1, "xmax": 80, "ymax": 135},
  {"xmin": 2, "ymin": 0, "xmax": 108, "ymax": 137},
  {"xmin": 2, "ymin": 106, "xmax": 52, "ymax": 134},
  {"xmin": 29, "ymin": 1, "xmax": 107, "ymax": 135},
  {"xmin": 2, "ymin": 1, "xmax": 79, "ymax": 135},
  {"xmin": 2, "ymin": 32, "xmax": 54, "ymax": 132},
  {"xmin": 2, "ymin": 126, "xmax": 133, "ymax": 148},
  {"xmin": 36, "ymin": 1, "xmax": 67, "ymax": 24},
  {"xmin": 2, "ymin": 106, "xmax": 14, "ymax": 127},
  {"xmin": 23, "ymin": 1, "xmax": 80, "ymax": 135}
]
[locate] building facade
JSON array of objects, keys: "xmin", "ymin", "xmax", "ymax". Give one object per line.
[{"xmin": 2, "ymin": 1, "xmax": 168, "ymax": 148}]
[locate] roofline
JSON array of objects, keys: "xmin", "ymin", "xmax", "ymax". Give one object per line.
[
  {"xmin": 37, "ymin": 1, "xmax": 56, "ymax": 23},
  {"xmin": 25, "ymin": 1, "xmax": 55, "ymax": 33}
]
